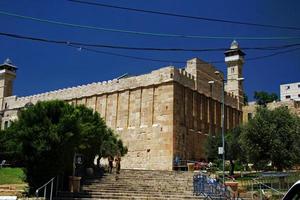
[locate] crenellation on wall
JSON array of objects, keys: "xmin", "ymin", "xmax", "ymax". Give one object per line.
[{"xmin": 4, "ymin": 65, "xmax": 223, "ymax": 111}]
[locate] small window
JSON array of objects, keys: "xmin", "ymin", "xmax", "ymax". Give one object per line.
[
  {"xmin": 248, "ymin": 113, "xmax": 253, "ymax": 120},
  {"xmin": 286, "ymin": 86, "xmax": 290, "ymax": 90},
  {"xmin": 286, "ymin": 95, "xmax": 291, "ymax": 99},
  {"xmin": 4, "ymin": 121, "xmax": 8, "ymax": 129},
  {"xmin": 298, "ymin": 84, "xmax": 300, "ymax": 88},
  {"xmin": 231, "ymin": 67, "xmax": 235, "ymax": 73},
  {"xmin": 298, "ymin": 94, "xmax": 300, "ymax": 98}
]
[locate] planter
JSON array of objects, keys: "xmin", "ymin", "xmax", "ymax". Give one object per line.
[
  {"xmin": 69, "ymin": 176, "xmax": 81, "ymax": 193},
  {"xmin": 187, "ymin": 163, "xmax": 195, "ymax": 171},
  {"xmin": 225, "ymin": 181, "xmax": 238, "ymax": 190},
  {"xmin": 225, "ymin": 181, "xmax": 238, "ymax": 198}
]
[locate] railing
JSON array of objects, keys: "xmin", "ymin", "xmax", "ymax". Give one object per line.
[
  {"xmin": 35, "ymin": 177, "xmax": 56, "ymax": 200},
  {"xmin": 237, "ymin": 172, "xmax": 300, "ymax": 199},
  {"xmin": 193, "ymin": 173, "xmax": 231, "ymax": 199},
  {"xmin": 249, "ymin": 178, "xmax": 285, "ymax": 200}
]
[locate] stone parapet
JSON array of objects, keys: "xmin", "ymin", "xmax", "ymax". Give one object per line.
[{"xmin": 3, "ymin": 66, "xmax": 199, "ymax": 110}]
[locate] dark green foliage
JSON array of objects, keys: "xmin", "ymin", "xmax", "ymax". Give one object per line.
[
  {"xmin": 243, "ymin": 93, "xmax": 249, "ymax": 106},
  {"xmin": 254, "ymin": 91, "xmax": 278, "ymax": 106},
  {"xmin": 241, "ymin": 106, "xmax": 300, "ymax": 171},
  {"xmin": 0, "ymin": 100, "xmax": 127, "ymax": 191},
  {"xmin": 226, "ymin": 127, "xmax": 246, "ymax": 175},
  {"xmin": 205, "ymin": 128, "xmax": 246, "ymax": 175},
  {"xmin": 204, "ymin": 134, "xmax": 222, "ymax": 162}
]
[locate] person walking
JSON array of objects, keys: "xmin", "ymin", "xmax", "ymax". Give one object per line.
[
  {"xmin": 115, "ymin": 155, "xmax": 121, "ymax": 174},
  {"xmin": 108, "ymin": 155, "xmax": 113, "ymax": 173}
]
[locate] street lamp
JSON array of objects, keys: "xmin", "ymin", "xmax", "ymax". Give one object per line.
[{"xmin": 210, "ymin": 70, "xmax": 244, "ymax": 185}]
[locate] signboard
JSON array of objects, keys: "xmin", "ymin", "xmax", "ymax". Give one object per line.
[{"xmin": 218, "ymin": 147, "xmax": 224, "ymax": 155}]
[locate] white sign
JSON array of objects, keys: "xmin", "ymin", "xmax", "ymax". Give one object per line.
[{"xmin": 218, "ymin": 147, "xmax": 224, "ymax": 155}]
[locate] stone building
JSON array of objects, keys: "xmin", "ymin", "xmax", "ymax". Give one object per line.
[
  {"xmin": 0, "ymin": 41, "xmax": 244, "ymax": 170},
  {"xmin": 280, "ymin": 82, "xmax": 300, "ymax": 101},
  {"xmin": 243, "ymin": 100, "xmax": 300, "ymax": 123},
  {"xmin": 243, "ymin": 95, "xmax": 300, "ymax": 123}
]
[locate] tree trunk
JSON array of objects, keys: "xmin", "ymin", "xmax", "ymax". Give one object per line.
[{"xmin": 229, "ymin": 159, "xmax": 235, "ymax": 176}]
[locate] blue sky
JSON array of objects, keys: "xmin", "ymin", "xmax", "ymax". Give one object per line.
[{"xmin": 0, "ymin": 0, "xmax": 299, "ymax": 101}]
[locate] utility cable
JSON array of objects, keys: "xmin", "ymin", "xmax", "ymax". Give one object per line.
[
  {"xmin": 71, "ymin": 45, "xmax": 300, "ymax": 64},
  {"xmin": 1, "ymin": 10, "xmax": 300, "ymax": 40},
  {"xmin": 68, "ymin": 0, "xmax": 300, "ymax": 31},
  {"xmin": 0, "ymin": 30, "xmax": 299, "ymax": 64},
  {"xmin": 1, "ymin": 31, "xmax": 300, "ymax": 52}
]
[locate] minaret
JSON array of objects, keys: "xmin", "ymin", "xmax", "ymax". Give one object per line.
[
  {"xmin": 0, "ymin": 58, "xmax": 17, "ymax": 109},
  {"xmin": 224, "ymin": 40, "xmax": 245, "ymax": 110}
]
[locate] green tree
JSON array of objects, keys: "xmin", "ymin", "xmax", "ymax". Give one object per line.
[
  {"xmin": 226, "ymin": 127, "xmax": 246, "ymax": 175},
  {"xmin": 241, "ymin": 106, "xmax": 300, "ymax": 171},
  {"xmin": 205, "ymin": 128, "xmax": 246, "ymax": 175},
  {"xmin": 254, "ymin": 91, "xmax": 278, "ymax": 106},
  {"xmin": 0, "ymin": 100, "xmax": 127, "ymax": 191},
  {"xmin": 205, "ymin": 134, "xmax": 222, "ymax": 162}
]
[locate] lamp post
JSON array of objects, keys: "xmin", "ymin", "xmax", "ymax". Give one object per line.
[{"xmin": 211, "ymin": 71, "xmax": 244, "ymax": 185}]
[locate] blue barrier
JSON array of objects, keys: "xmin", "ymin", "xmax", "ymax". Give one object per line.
[{"xmin": 193, "ymin": 173, "xmax": 231, "ymax": 199}]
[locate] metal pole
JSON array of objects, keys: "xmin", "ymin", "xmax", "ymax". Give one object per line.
[
  {"xmin": 44, "ymin": 186, "xmax": 47, "ymax": 199},
  {"xmin": 35, "ymin": 189, "xmax": 39, "ymax": 200},
  {"xmin": 221, "ymin": 80, "xmax": 225, "ymax": 185},
  {"xmin": 73, "ymin": 153, "xmax": 76, "ymax": 177},
  {"xmin": 50, "ymin": 178, "xmax": 53, "ymax": 200}
]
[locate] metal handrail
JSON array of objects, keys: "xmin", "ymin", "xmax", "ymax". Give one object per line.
[
  {"xmin": 35, "ymin": 177, "xmax": 55, "ymax": 200},
  {"xmin": 252, "ymin": 178, "xmax": 285, "ymax": 195}
]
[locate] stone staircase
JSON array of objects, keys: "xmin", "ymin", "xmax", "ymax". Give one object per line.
[
  {"xmin": 56, "ymin": 169, "xmax": 205, "ymax": 200},
  {"xmin": 0, "ymin": 184, "xmax": 26, "ymax": 197}
]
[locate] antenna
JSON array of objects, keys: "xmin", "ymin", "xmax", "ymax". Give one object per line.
[{"xmin": 116, "ymin": 73, "xmax": 129, "ymax": 80}]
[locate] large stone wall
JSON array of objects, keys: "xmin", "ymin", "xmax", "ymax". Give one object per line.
[
  {"xmin": 243, "ymin": 100, "xmax": 300, "ymax": 123},
  {"xmin": 173, "ymin": 82, "xmax": 242, "ymax": 162},
  {"xmin": 1, "ymin": 60, "xmax": 242, "ymax": 170}
]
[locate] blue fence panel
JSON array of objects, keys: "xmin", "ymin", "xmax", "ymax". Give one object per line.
[{"xmin": 193, "ymin": 173, "xmax": 231, "ymax": 199}]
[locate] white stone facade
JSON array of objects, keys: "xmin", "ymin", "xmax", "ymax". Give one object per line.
[{"xmin": 280, "ymin": 82, "xmax": 300, "ymax": 101}]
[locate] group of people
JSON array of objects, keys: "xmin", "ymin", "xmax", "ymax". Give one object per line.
[{"xmin": 108, "ymin": 155, "xmax": 121, "ymax": 174}]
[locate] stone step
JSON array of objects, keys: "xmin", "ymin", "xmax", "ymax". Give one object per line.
[
  {"xmin": 85, "ymin": 177, "xmax": 193, "ymax": 182},
  {"xmin": 84, "ymin": 180, "xmax": 193, "ymax": 184},
  {"xmin": 81, "ymin": 187, "xmax": 193, "ymax": 193},
  {"xmin": 56, "ymin": 193, "xmax": 203, "ymax": 200},
  {"xmin": 82, "ymin": 186, "xmax": 194, "ymax": 191},
  {"xmin": 81, "ymin": 188, "xmax": 193, "ymax": 193},
  {"xmin": 83, "ymin": 183, "xmax": 192, "ymax": 188},
  {"xmin": 84, "ymin": 180, "xmax": 193, "ymax": 185},
  {"xmin": 55, "ymin": 196, "xmax": 204, "ymax": 200},
  {"xmin": 59, "ymin": 191, "xmax": 197, "ymax": 197},
  {"xmin": 80, "ymin": 187, "xmax": 194, "ymax": 193},
  {"xmin": 83, "ymin": 182, "xmax": 192, "ymax": 188},
  {"xmin": 82, "ymin": 190, "xmax": 193, "ymax": 195}
]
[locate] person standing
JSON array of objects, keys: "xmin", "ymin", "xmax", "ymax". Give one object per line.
[{"xmin": 115, "ymin": 155, "xmax": 121, "ymax": 174}]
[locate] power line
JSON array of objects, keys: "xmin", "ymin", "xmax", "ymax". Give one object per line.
[
  {"xmin": 70, "ymin": 44, "xmax": 300, "ymax": 65},
  {"xmin": 1, "ymin": 10, "xmax": 300, "ymax": 40},
  {"xmin": 1, "ymin": 31, "xmax": 300, "ymax": 53},
  {"xmin": 246, "ymin": 47, "xmax": 300, "ymax": 61},
  {"xmin": 68, "ymin": 0, "xmax": 300, "ymax": 31},
  {"xmin": 0, "ymin": 30, "xmax": 298, "ymax": 64}
]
